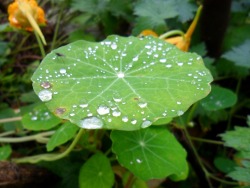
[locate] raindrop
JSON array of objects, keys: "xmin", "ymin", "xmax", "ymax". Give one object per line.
[
  {"xmin": 138, "ymin": 102, "xmax": 147, "ymax": 108},
  {"xmin": 97, "ymin": 105, "xmax": 110, "ymax": 115},
  {"xmin": 133, "ymin": 56, "xmax": 138, "ymax": 61},
  {"xmin": 177, "ymin": 62, "xmax": 183, "ymax": 66},
  {"xmin": 79, "ymin": 104, "xmax": 88, "ymax": 108},
  {"xmin": 40, "ymin": 81, "xmax": 52, "ymax": 89},
  {"xmin": 177, "ymin": 110, "xmax": 184, "ymax": 116},
  {"xmin": 136, "ymin": 159, "xmax": 142, "ymax": 163},
  {"xmin": 141, "ymin": 120, "xmax": 152, "ymax": 128},
  {"xmin": 31, "ymin": 116, "xmax": 37, "ymax": 121},
  {"xmin": 60, "ymin": 68, "xmax": 67, "ymax": 74},
  {"xmin": 131, "ymin": 119, "xmax": 137, "ymax": 125},
  {"xmin": 80, "ymin": 116, "xmax": 103, "ymax": 129},
  {"xmin": 70, "ymin": 113, "xmax": 75, "ymax": 116},
  {"xmin": 55, "ymin": 107, "xmax": 66, "ymax": 115},
  {"xmin": 177, "ymin": 101, "xmax": 181, "ymax": 105},
  {"xmin": 38, "ymin": 90, "xmax": 52, "ymax": 102},
  {"xmin": 160, "ymin": 58, "xmax": 166, "ymax": 63},
  {"xmin": 113, "ymin": 97, "xmax": 122, "ymax": 103},
  {"xmin": 166, "ymin": 64, "xmax": 172, "ymax": 68},
  {"xmin": 111, "ymin": 43, "xmax": 117, "ymax": 50},
  {"xmin": 117, "ymin": 72, "xmax": 125, "ymax": 78},
  {"xmin": 112, "ymin": 110, "xmax": 121, "ymax": 117},
  {"xmin": 122, "ymin": 116, "xmax": 129, "ymax": 122}
]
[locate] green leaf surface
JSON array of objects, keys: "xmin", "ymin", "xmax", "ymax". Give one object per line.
[
  {"xmin": 134, "ymin": 0, "xmax": 178, "ymax": 26},
  {"xmin": 0, "ymin": 145, "xmax": 12, "ymax": 160},
  {"xmin": 111, "ymin": 127, "xmax": 188, "ymax": 181},
  {"xmin": 22, "ymin": 104, "xmax": 61, "ymax": 131},
  {"xmin": 32, "ymin": 35, "xmax": 212, "ymax": 130},
  {"xmin": 214, "ymin": 157, "xmax": 236, "ymax": 174},
  {"xmin": 200, "ymin": 85, "xmax": 237, "ymax": 111},
  {"xmin": 46, "ymin": 122, "xmax": 79, "ymax": 151},
  {"xmin": 222, "ymin": 39, "xmax": 250, "ymax": 68},
  {"xmin": 220, "ymin": 126, "xmax": 250, "ymax": 152},
  {"xmin": 79, "ymin": 153, "xmax": 114, "ymax": 188}
]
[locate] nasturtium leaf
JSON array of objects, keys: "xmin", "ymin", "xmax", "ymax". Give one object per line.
[
  {"xmin": 0, "ymin": 145, "xmax": 12, "ymax": 160},
  {"xmin": 79, "ymin": 153, "xmax": 114, "ymax": 188},
  {"xmin": 31, "ymin": 35, "xmax": 212, "ymax": 130},
  {"xmin": 46, "ymin": 122, "xmax": 79, "ymax": 151},
  {"xmin": 111, "ymin": 127, "xmax": 188, "ymax": 181},
  {"xmin": 200, "ymin": 85, "xmax": 237, "ymax": 111},
  {"xmin": 21, "ymin": 104, "xmax": 61, "ymax": 131}
]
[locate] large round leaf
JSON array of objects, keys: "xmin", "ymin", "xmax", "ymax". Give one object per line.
[{"xmin": 32, "ymin": 35, "xmax": 212, "ymax": 130}]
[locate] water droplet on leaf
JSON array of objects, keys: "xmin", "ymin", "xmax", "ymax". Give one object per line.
[
  {"xmin": 112, "ymin": 110, "xmax": 121, "ymax": 117},
  {"xmin": 38, "ymin": 90, "xmax": 52, "ymax": 102},
  {"xmin": 141, "ymin": 120, "xmax": 152, "ymax": 128},
  {"xmin": 97, "ymin": 105, "xmax": 110, "ymax": 115},
  {"xmin": 122, "ymin": 116, "xmax": 129, "ymax": 122},
  {"xmin": 80, "ymin": 116, "xmax": 103, "ymax": 129}
]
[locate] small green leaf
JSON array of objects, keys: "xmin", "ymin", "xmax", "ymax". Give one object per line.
[
  {"xmin": 220, "ymin": 126, "xmax": 250, "ymax": 152},
  {"xmin": 79, "ymin": 153, "xmax": 114, "ymax": 188},
  {"xmin": 111, "ymin": 127, "xmax": 188, "ymax": 181},
  {"xmin": 214, "ymin": 157, "xmax": 236, "ymax": 173},
  {"xmin": 0, "ymin": 145, "xmax": 12, "ymax": 160},
  {"xmin": 22, "ymin": 104, "xmax": 61, "ymax": 131},
  {"xmin": 222, "ymin": 39, "xmax": 250, "ymax": 68},
  {"xmin": 32, "ymin": 35, "xmax": 212, "ymax": 131},
  {"xmin": 200, "ymin": 85, "xmax": 237, "ymax": 111},
  {"xmin": 46, "ymin": 122, "xmax": 79, "ymax": 151}
]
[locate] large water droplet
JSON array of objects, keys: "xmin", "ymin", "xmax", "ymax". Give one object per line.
[
  {"xmin": 112, "ymin": 110, "xmax": 121, "ymax": 117},
  {"xmin": 97, "ymin": 105, "xmax": 110, "ymax": 115},
  {"xmin": 141, "ymin": 120, "xmax": 152, "ymax": 128},
  {"xmin": 40, "ymin": 81, "xmax": 52, "ymax": 89},
  {"xmin": 177, "ymin": 110, "xmax": 184, "ymax": 116},
  {"xmin": 80, "ymin": 116, "xmax": 103, "ymax": 129},
  {"xmin": 38, "ymin": 90, "xmax": 52, "ymax": 102}
]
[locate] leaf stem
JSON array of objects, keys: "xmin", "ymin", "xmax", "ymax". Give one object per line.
[
  {"xmin": 190, "ymin": 136, "xmax": 224, "ymax": 145},
  {"xmin": 0, "ymin": 116, "xmax": 22, "ymax": 123},
  {"xmin": 50, "ymin": 8, "xmax": 63, "ymax": 50},
  {"xmin": 34, "ymin": 31, "xmax": 46, "ymax": 58},
  {"xmin": 208, "ymin": 173, "xmax": 238, "ymax": 186},
  {"xmin": 13, "ymin": 128, "xmax": 85, "ymax": 163},
  {"xmin": 159, "ymin": 30, "xmax": 185, "ymax": 39},
  {"xmin": 0, "ymin": 131, "xmax": 54, "ymax": 143},
  {"xmin": 182, "ymin": 127, "xmax": 213, "ymax": 188}
]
